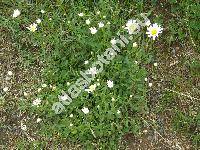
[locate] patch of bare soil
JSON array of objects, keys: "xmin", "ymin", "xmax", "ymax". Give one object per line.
[{"xmin": 0, "ymin": 27, "xmax": 43, "ymax": 149}]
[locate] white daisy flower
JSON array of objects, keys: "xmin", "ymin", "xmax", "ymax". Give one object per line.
[
  {"xmin": 132, "ymin": 42, "xmax": 137, "ymax": 47},
  {"xmin": 67, "ymin": 82, "xmax": 70, "ymax": 86},
  {"xmin": 41, "ymin": 84, "xmax": 47, "ymax": 88},
  {"xmin": 81, "ymin": 107, "xmax": 89, "ymax": 114},
  {"xmin": 36, "ymin": 118, "xmax": 42, "ymax": 123},
  {"xmin": 130, "ymin": 95, "xmax": 133, "ymax": 98},
  {"xmin": 144, "ymin": 78, "xmax": 148, "ymax": 82},
  {"xmin": 27, "ymin": 23, "xmax": 37, "ymax": 32},
  {"xmin": 98, "ymin": 22, "xmax": 104, "ymax": 28},
  {"xmin": 12, "ymin": 9, "xmax": 20, "ymax": 18},
  {"xmin": 96, "ymin": 11, "xmax": 100, "ymax": 15},
  {"xmin": 125, "ymin": 19, "xmax": 139, "ymax": 34},
  {"xmin": 86, "ymin": 19, "xmax": 90, "ymax": 25},
  {"xmin": 36, "ymin": 18, "xmax": 41, "ymax": 24},
  {"xmin": 154, "ymin": 62, "xmax": 158, "ymax": 67},
  {"xmin": 148, "ymin": 83, "xmax": 153, "ymax": 87},
  {"xmin": 69, "ymin": 114, "xmax": 73, "ymax": 118},
  {"xmin": 110, "ymin": 39, "xmax": 117, "ymax": 45},
  {"xmin": 32, "ymin": 98, "xmax": 41, "ymax": 106},
  {"xmin": 37, "ymin": 88, "xmax": 42, "ymax": 92},
  {"xmin": 107, "ymin": 80, "xmax": 113, "ymax": 88},
  {"xmin": 78, "ymin": 13, "xmax": 84, "ymax": 17},
  {"xmin": 70, "ymin": 123, "xmax": 73, "ymax": 127},
  {"xmin": 41, "ymin": 10, "xmax": 45, "ymax": 13},
  {"xmin": 111, "ymin": 97, "xmax": 115, "ymax": 101},
  {"xmin": 84, "ymin": 60, "xmax": 89, "ymax": 64},
  {"xmin": 24, "ymin": 92, "xmax": 28, "ymax": 97},
  {"xmin": 3, "ymin": 87, "xmax": 8, "ymax": 92},
  {"xmin": 89, "ymin": 27, "xmax": 97, "ymax": 34},
  {"xmin": 7, "ymin": 71, "xmax": 13, "ymax": 76},
  {"xmin": 117, "ymin": 110, "xmax": 121, "ymax": 114},
  {"xmin": 146, "ymin": 23, "xmax": 163, "ymax": 40},
  {"xmin": 85, "ymin": 84, "xmax": 97, "ymax": 93}
]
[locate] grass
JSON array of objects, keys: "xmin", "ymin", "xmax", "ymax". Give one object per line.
[{"xmin": 0, "ymin": 0, "xmax": 199, "ymax": 149}]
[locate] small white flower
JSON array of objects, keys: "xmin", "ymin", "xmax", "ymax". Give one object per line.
[
  {"xmin": 36, "ymin": 118, "xmax": 42, "ymax": 123},
  {"xmin": 24, "ymin": 92, "xmax": 28, "ymax": 97},
  {"xmin": 130, "ymin": 95, "xmax": 133, "ymax": 98},
  {"xmin": 110, "ymin": 39, "xmax": 117, "ymax": 45},
  {"xmin": 69, "ymin": 123, "xmax": 73, "ymax": 127},
  {"xmin": 97, "ymin": 83, "xmax": 100, "ymax": 86},
  {"xmin": 154, "ymin": 62, "xmax": 158, "ymax": 67},
  {"xmin": 86, "ymin": 19, "xmax": 90, "ymax": 25},
  {"xmin": 148, "ymin": 83, "xmax": 153, "ymax": 87},
  {"xmin": 97, "ymin": 105, "xmax": 100, "ymax": 109},
  {"xmin": 67, "ymin": 82, "xmax": 70, "ymax": 86},
  {"xmin": 38, "ymin": 88, "xmax": 42, "ymax": 92},
  {"xmin": 36, "ymin": 18, "xmax": 41, "ymax": 24},
  {"xmin": 125, "ymin": 19, "xmax": 139, "ymax": 34},
  {"xmin": 107, "ymin": 22, "xmax": 111, "ymax": 25},
  {"xmin": 111, "ymin": 97, "xmax": 115, "ymax": 101},
  {"xmin": 135, "ymin": 61, "xmax": 138, "ymax": 64},
  {"xmin": 107, "ymin": 80, "xmax": 114, "ymax": 88},
  {"xmin": 21, "ymin": 122, "xmax": 27, "ymax": 131},
  {"xmin": 7, "ymin": 71, "xmax": 13, "ymax": 76},
  {"xmin": 117, "ymin": 110, "xmax": 121, "ymax": 114},
  {"xmin": 103, "ymin": 16, "xmax": 106, "ymax": 18},
  {"xmin": 85, "ymin": 84, "xmax": 97, "ymax": 93},
  {"xmin": 89, "ymin": 27, "xmax": 98, "ymax": 34},
  {"xmin": 84, "ymin": 60, "xmax": 89, "ymax": 64},
  {"xmin": 78, "ymin": 13, "xmax": 84, "ymax": 17},
  {"xmin": 97, "ymin": 79, "xmax": 100, "ymax": 82},
  {"xmin": 144, "ymin": 78, "xmax": 148, "ymax": 82},
  {"xmin": 96, "ymin": 11, "xmax": 100, "ymax": 15},
  {"xmin": 27, "ymin": 23, "xmax": 37, "ymax": 32},
  {"xmin": 69, "ymin": 114, "xmax": 73, "ymax": 118},
  {"xmin": 41, "ymin": 84, "xmax": 47, "ymax": 88},
  {"xmin": 82, "ymin": 107, "xmax": 89, "ymax": 114},
  {"xmin": 32, "ymin": 98, "xmax": 41, "ymax": 106},
  {"xmin": 98, "ymin": 22, "xmax": 104, "ymax": 28},
  {"xmin": 41, "ymin": 10, "xmax": 45, "ymax": 13},
  {"xmin": 88, "ymin": 67, "xmax": 97, "ymax": 75},
  {"xmin": 12, "ymin": 9, "xmax": 20, "ymax": 18},
  {"xmin": 49, "ymin": 18, "xmax": 52, "ymax": 21},
  {"xmin": 132, "ymin": 42, "xmax": 137, "ymax": 47},
  {"xmin": 3, "ymin": 87, "xmax": 8, "ymax": 92},
  {"xmin": 146, "ymin": 23, "xmax": 163, "ymax": 40},
  {"xmin": 52, "ymin": 86, "xmax": 56, "ymax": 91},
  {"xmin": 67, "ymin": 21, "xmax": 71, "ymax": 23}
]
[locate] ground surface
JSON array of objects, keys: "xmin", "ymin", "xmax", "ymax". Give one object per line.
[{"xmin": 0, "ymin": 0, "xmax": 199, "ymax": 149}]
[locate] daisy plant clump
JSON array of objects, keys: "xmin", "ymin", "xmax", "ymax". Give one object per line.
[{"xmin": 12, "ymin": 3, "xmax": 162, "ymax": 148}]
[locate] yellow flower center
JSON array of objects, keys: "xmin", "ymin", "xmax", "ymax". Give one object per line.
[{"xmin": 151, "ymin": 29, "xmax": 157, "ymax": 36}]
